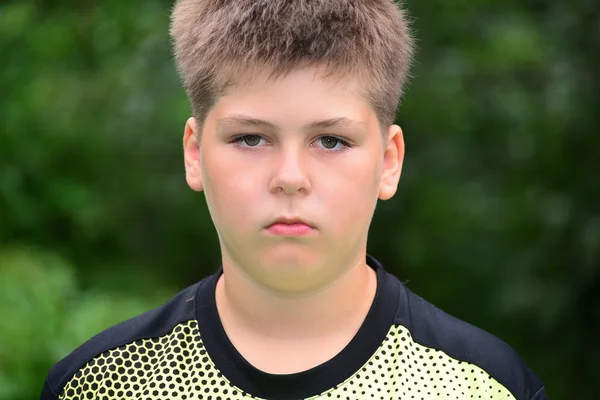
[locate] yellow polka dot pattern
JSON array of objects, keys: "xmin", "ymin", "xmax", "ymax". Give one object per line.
[
  {"xmin": 59, "ymin": 320, "xmax": 259, "ymax": 400},
  {"xmin": 59, "ymin": 321, "xmax": 516, "ymax": 400},
  {"xmin": 311, "ymin": 325, "xmax": 517, "ymax": 400}
]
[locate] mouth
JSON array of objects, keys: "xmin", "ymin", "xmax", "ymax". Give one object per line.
[{"xmin": 265, "ymin": 217, "xmax": 316, "ymax": 236}]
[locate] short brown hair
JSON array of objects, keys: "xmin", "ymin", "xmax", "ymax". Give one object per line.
[{"xmin": 170, "ymin": 0, "xmax": 414, "ymax": 128}]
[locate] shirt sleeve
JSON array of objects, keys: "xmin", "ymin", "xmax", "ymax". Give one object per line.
[{"xmin": 530, "ymin": 386, "xmax": 549, "ymax": 400}]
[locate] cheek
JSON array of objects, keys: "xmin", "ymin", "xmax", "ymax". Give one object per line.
[
  {"xmin": 201, "ymin": 150, "xmax": 262, "ymax": 228},
  {"xmin": 321, "ymin": 153, "xmax": 381, "ymax": 231}
]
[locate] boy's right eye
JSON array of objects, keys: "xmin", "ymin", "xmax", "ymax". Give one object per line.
[{"xmin": 233, "ymin": 135, "xmax": 266, "ymax": 147}]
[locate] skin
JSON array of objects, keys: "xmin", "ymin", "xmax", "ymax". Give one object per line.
[{"xmin": 183, "ymin": 67, "xmax": 404, "ymax": 373}]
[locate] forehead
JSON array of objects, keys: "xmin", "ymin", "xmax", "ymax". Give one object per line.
[
  {"xmin": 222, "ymin": 66, "xmax": 361, "ymax": 94},
  {"xmin": 211, "ymin": 67, "xmax": 376, "ymax": 126}
]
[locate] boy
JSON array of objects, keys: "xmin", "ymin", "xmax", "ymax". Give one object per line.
[{"xmin": 41, "ymin": 0, "xmax": 548, "ymax": 399}]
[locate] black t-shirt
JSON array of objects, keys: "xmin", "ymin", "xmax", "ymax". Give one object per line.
[{"xmin": 41, "ymin": 255, "xmax": 547, "ymax": 400}]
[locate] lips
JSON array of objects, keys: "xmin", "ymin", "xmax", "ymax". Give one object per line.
[
  {"xmin": 265, "ymin": 217, "xmax": 316, "ymax": 236},
  {"xmin": 267, "ymin": 217, "xmax": 315, "ymax": 228}
]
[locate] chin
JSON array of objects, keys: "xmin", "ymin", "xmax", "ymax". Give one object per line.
[
  {"xmin": 249, "ymin": 247, "xmax": 342, "ymax": 293},
  {"xmin": 257, "ymin": 245, "xmax": 323, "ymax": 273}
]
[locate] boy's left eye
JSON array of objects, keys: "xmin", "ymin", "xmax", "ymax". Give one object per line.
[{"xmin": 313, "ymin": 136, "xmax": 350, "ymax": 151}]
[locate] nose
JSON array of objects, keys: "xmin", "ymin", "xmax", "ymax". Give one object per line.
[{"xmin": 269, "ymin": 146, "xmax": 311, "ymax": 195}]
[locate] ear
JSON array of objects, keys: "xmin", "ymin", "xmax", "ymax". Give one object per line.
[
  {"xmin": 183, "ymin": 117, "xmax": 203, "ymax": 192},
  {"xmin": 378, "ymin": 124, "xmax": 405, "ymax": 200}
]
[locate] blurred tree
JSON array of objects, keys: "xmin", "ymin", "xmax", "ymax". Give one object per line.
[{"xmin": 0, "ymin": 247, "xmax": 169, "ymax": 400}]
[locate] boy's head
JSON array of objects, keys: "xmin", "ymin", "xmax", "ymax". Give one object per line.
[{"xmin": 170, "ymin": 0, "xmax": 414, "ymax": 293}]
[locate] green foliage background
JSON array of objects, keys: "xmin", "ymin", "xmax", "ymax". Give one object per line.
[{"xmin": 0, "ymin": 1, "xmax": 598, "ymax": 399}]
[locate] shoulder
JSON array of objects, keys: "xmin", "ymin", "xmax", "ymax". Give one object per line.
[
  {"xmin": 391, "ymin": 275, "xmax": 546, "ymax": 400},
  {"xmin": 42, "ymin": 279, "xmax": 205, "ymax": 398}
]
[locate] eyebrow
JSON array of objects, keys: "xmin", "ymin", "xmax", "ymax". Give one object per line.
[{"xmin": 216, "ymin": 115, "xmax": 367, "ymax": 133}]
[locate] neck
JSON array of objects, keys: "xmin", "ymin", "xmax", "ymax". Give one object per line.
[{"xmin": 215, "ymin": 253, "xmax": 377, "ymax": 342}]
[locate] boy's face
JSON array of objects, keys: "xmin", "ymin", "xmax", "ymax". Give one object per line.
[{"xmin": 183, "ymin": 68, "xmax": 404, "ymax": 293}]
